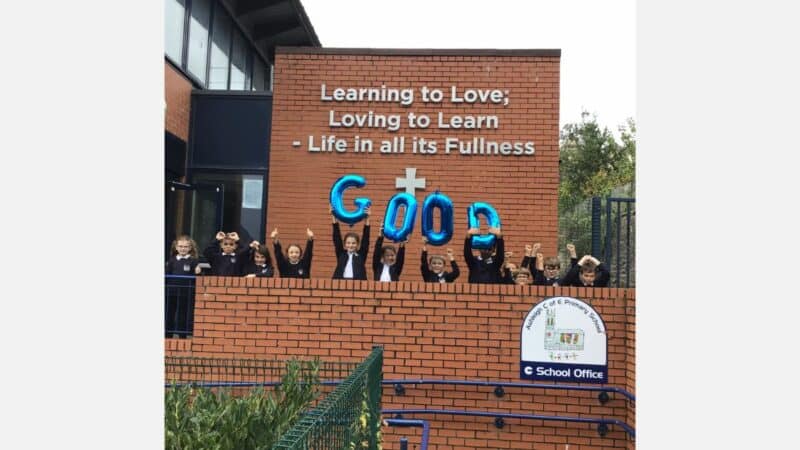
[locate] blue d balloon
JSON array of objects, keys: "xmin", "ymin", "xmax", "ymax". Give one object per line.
[
  {"xmin": 382, "ymin": 192, "xmax": 417, "ymax": 242},
  {"xmin": 467, "ymin": 202, "xmax": 501, "ymax": 249},
  {"xmin": 330, "ymin": 174, "xmax": 372, "ymax": 225},
  {"xmin": 421, "ymin": 191, "xmax": 454, "ymax": 246}
]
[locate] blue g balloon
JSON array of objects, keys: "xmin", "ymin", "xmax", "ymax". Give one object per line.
[
  {"xmin": 330, "ymin": 174, "xmax": 372, "ymax": 225},
  {"xmin": 421, "ymin": 191, "xmax": 454, "ymax": 246},
  {"xmin": 382, "ymin": 192, "xmax": 417, "ymax": 242},
  {"xmin": 467, "ymin": 202, "xmax": 501, "ymax": 249}
]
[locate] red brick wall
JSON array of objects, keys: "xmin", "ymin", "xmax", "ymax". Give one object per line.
[
  {"xmin": 165, "ymin": 61, "xmax": 192, "ymax": 141},
  {"xmin": 267, "ymin": 49, "xmax": 561, "ymax": 280},
  {"xmin": 166, "ymin": 277, "xmax": 635, "ymax": 449}
]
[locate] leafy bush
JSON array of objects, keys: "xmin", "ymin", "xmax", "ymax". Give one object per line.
[{"xmin": 165, "ymin": 359, "xmax": 320, "ymax": 450}]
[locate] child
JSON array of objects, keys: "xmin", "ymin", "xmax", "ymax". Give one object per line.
[
  {"xmin": 372, "ymin": 228, "xmax": 406, "ymax": 281},
  {"xmin": 500, "ymin": 250, "xmax": 518, "ymax": 284},
  {"xmin": 559, "ymin": 254, "xmax": 611, "ymax": 287},
  {"xmin": 515, "ymin": 267, "xmax": 534, "ymax": 286},
  {"xmin": 331, "ymin": 206, "xmax": 371, "ymax": 280},
  {"xmin": 463, "ymin": 226, "xmax": 504, "ymax": 284},
  {"xmin": 420, "ymin": 238, "xmax": 460, "ymax": 283},
  {"xmin": 523, "ymin": 243, "xmax": 579, "ymax": 286},
  {"xmin": 203, "ymin": 231, "xmax": 251, "ymax": 276},
  {"xmin": 165, "ymin": 235, "xmax": 200, "ymax": 338},
  {"xmin": 243, "ymin": 242, "xmax": 274, "ymax": 278},
  {"xmin": 271, "ymin": 227, "xmax": 314, "ymax": 278},
  {"xmin": 165, "ymin": 235, "xmax": 201, "ymax": 275}
]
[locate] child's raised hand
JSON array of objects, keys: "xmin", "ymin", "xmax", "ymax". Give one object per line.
[
  {"xmin": 524, "ymin": 244, "xmax": 533, "ymax": 256},
  {"xmin": 446, "ymin": 248, "xmax": 454, "ymax": 260},
  {"xmin": 194, "ymin": 265, "xmax": 202, "ymax": 275},
  {"xmin": 467, "ymin": 227, "xmax": 480, "ymax": 236},
  {"xmin": 566, "ymin": 243, "xmax": 576, "ymax": 257},
  {"xmin": 488, "ymin": 227, "xmax": 502, "ymax": 237},
  {"xmin": 578, "ymin": 255, "xmax": 591, "ymax": 266},
  {"xmin": 536, "ymin": 252, "xmax": 544, "ymax": 260},
  {"xmin": 249, "ymin": 240, "xmax": 260, "ymax": 249},
  {"xmin": 532, "ymin": 243, "xmax": 541, "ymax": 254},
  {"xmin": 271, "ymin": 228, "xmax": 278, "ymax": 240},
  {"xmin": 306, "ymin": 228, "xmax": 314, "ymax": 239},
  {"xmin": 228, "ymin": 232, "xmax": 240, "ymax": 242},
  {"xmin": 216, "ymin": 231, "xmax": 226, "ymax": 241},
  {"xmin": 505, "ymin": 251, "xmax": 513, "ymax": 259}
]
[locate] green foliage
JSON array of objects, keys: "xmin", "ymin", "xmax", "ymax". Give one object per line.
[
  {"xmin": 558, "ymin": 114, "xmax": 635, "ymax": 259},
  {"xmin": 559, "ymin": 113, "xmax": 636, "ymax": 212},
  {"xmin": 164, "ymin": 358, "xmax": 321, "ymax": 450}
]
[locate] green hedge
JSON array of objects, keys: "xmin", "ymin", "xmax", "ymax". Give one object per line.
[{"xmin": 165, "ymin": 359, "xmax": 321, "ymax": 450}]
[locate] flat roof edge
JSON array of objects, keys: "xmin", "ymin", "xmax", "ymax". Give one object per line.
[{"xmin": 276, "ymin": 47, "xmax": 561, "ymax": 57}]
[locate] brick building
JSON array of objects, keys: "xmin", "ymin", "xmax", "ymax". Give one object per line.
[{"xmin": 164, "ymin": 1, "xmax": 635, "ymax": 448}]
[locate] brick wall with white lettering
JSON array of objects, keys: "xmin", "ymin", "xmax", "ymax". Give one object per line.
[
  {"xmin": 165, "ymin": 277, "xmax": 635, "ymax": 450},
  {"xmin": 267, "ymin": 49, "xmax": 561, "ymax": 279}
]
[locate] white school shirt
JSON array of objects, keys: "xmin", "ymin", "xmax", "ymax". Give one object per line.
[
  {"xmin": 343, "ymin": 252, "xmax": 355, "ymax": 278},
  {"xmin": 380, "ymin": 264, "xmax": 392, "ymax": 282}
]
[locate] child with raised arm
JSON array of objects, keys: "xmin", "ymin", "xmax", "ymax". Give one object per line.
[
  {"xmin": 420, "ymin": 237, "xmax": 460, "ymax": 283},
  {"xmin": 522, "ymin": 243, "xmax": 579, "ymax": 286},
  {"xmin": 271, "ymin": 227, "xmax": 314, "ymax": 278},
  {"xmin": 372, "ymin": 228, "xmax": 406, "ymax": 281},
  {"xmin": 515, "ymin": 267, "xmax": 534, "ymax": 286},
  {"xmin": 165, "ymin": 235, "xmax": 202, "ymax": 275},
  {"xmin": 243, "ymin": 242, "xmax": 275, "ymax": 278},
  {"xmin": 463, "ymin": 227, "xmax": 505, "ymax": 284},
  {"xmin": 559, "ymin": 254, "xmax": 611, "ymax": 287},
  {"xmin": 331, "ymin": 206, "xmax": 371, "ymax": 280},
  {"xmin": 203, "ymin": 231, "xmax": 252, "ymax": 276}
]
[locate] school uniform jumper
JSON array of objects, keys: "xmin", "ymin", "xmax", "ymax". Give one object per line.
[
  {"xmin": 273, "ymin": 239, "xmax": 313, "ymax": 278},
  {"xmin": 463, "ymin": 235, "xmax": 505, "ymax": 284},
  {"xmin": 203, "ymin": 240, "xmax": 249, "ymax": 276},
  {"xmin": 371, "ymin": 235, "xmax": 405, "ymax": 281},
  {"xmin": 420, "ymin": 250, "xmax": 460, "ymax": 283},
  {"xmin": 332, "ymin": 222, "xmax": 370, "ymax": 280}
]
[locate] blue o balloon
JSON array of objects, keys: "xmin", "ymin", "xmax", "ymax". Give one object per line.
[
  {"xmin": 330, "ymin": 174, "xmax": 372, "ymax": 225},
  {"xmin": 382, "ymin": 192, "xmax": 417, "ymax": 242},
  {"xmin": 467, "ymin": 202, "xmax": 501, "ymax": 249},
  {"xmin": 421, "ymin": 191, "xmax": 454, "ymax": 246}
]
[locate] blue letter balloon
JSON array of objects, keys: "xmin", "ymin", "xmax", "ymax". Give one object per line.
[
  {"xmin": 329, "ymin": 174, "xmax": 372, "ymax": 225},
  {"xmin": 421, "ymin": 191, "xmax": 454, "ymax": 246},
  {"xmin": 467, "ymin": 202, "xmax": 501, "ymax": 249},
  {"xmin": 382, "ymin": 192, "xmax": 417, "ymax": 242}
]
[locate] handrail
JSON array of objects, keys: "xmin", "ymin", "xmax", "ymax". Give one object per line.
[
  {"xmin": 383, "ymin": 419, "xmax": 430, "ymax": 450},
  {"xmin": 165, "ymin": 274, "xmax": 197, "ymax": 280},
  {"xmin": 164, "ymin": 378, "xmax": 635, "ymax": 403},
  {"xmin": 385, "ymin": 378, "xmax": 636, "ymax": 403},
  {"xmin": 384, "ymin": 408, "xmax": 635, "ymax": 439}
]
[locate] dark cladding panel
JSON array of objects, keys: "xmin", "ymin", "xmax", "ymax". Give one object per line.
[{"xmin": 189, "ymin": 93, "xmax": 272, "ymax": 169}]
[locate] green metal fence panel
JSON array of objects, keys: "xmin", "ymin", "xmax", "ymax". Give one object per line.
[{"xmin": 272, "ymin": 346, "xmax": 384, "ymax": 450}]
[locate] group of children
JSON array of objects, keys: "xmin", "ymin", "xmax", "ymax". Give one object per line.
[{"xmin": 166, "ymin": 209, "xmax": 609, "ymax": 288}]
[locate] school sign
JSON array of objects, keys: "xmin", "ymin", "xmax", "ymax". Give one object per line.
[{"xmin": 520, "ymin": 296, "xmax": 608, "ymax": 383}]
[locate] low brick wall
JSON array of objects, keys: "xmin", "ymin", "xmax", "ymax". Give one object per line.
[{"xmin": 166, "ymin": 277, "xmax": 635, "ymax": 449}]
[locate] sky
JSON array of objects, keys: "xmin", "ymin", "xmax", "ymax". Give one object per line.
[{"xmin": 300, "ymin": 0, "xmax": 636, "ymax": 136}]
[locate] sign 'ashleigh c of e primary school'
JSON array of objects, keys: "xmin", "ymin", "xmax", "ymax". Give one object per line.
[
  {"xmin": 294, "ymin": 84, "xmax": 537, "ymax": 156},
  {"xmin": 520, "ymin": 296, "xmax": 608, "ymax": 383}
]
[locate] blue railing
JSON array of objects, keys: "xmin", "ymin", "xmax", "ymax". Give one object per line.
[{"xmin": 165, "ymin": 275, "xmax": 196, "ymax": 338}]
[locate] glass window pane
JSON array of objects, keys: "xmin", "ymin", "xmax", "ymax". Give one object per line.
[
  {"xmin": 252, "ymin": 60, "xmax": 265, "ymax": 91},
  {"xmin": 244, "ymin": 50, "xmax": 253, "ymax": 91},
  {"xmin": 208, "ymin": 6, "xmax": 232, "ymax": 89},
  {"xmin": 190, "ymin": 173, "xmax": 265, "ymax": 246},
  {"xmin": 165, "ymin": 0, "xmax": 186, "ymax": 63},
  {"xmin": 187, "ymin": 0, "xmax": 211, "ymax": 84},
  {"xmin": 230, "ymin": 31, "xmax": 247, "ymax": 90},
  {"xmin": 269, "ymin": 63, "xmax": 274, "ymax": 91}
]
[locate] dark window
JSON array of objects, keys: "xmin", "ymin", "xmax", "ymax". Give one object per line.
[
  {"xmin": 252, "ymin": 60, "xmax": 265, "ymax": 91},
  {"xmin": 190, "ymin": 172, "xmax": 266, "ymax": 245},
  {"xmin": 187, "ymin": 0, "xmax": 211, "ymax": 84}
]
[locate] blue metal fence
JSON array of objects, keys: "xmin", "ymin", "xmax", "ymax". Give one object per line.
[
  {"xmin": 165, "ymin": 275, "xmax": 196, "ymax": 338},
  {"xmin": 591, "ymin": 196, "xmax": 636, "ymax": 287}
]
